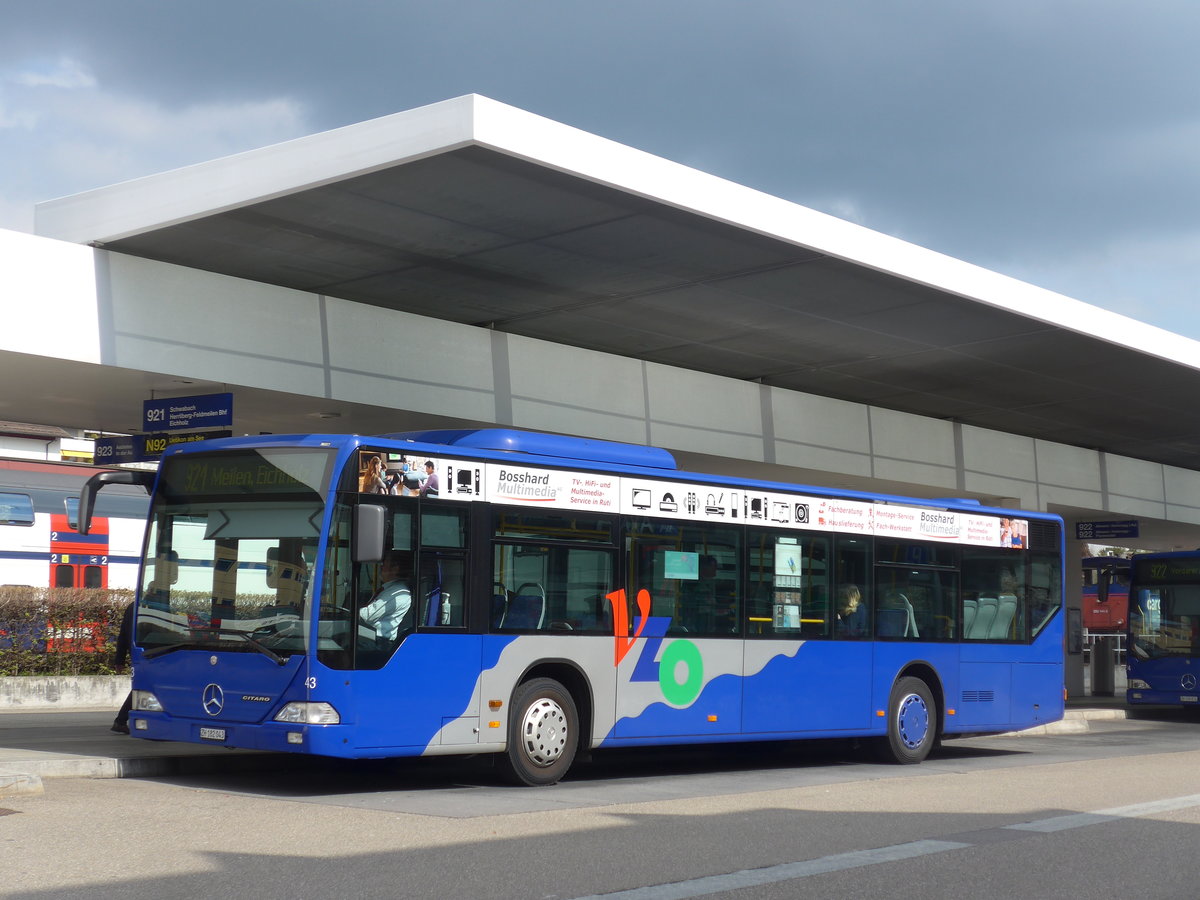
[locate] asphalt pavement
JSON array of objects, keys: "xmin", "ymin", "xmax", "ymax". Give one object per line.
[{"xmin": 0, "ymin": 685, "xmax": 1134, "ymax": 799}]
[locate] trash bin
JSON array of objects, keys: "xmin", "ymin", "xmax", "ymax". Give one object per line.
[{"xmin": 1090, "ymin": 635, "xmax": 1115, "ymax": 697}]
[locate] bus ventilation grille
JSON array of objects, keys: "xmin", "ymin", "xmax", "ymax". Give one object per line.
[
  {"xmin": 1027, "ymin": 521, "xmax": 1061, "ymax": 552},
  {"xmin": 961, "ymin": 690, "xmax": 995, "ymax": 703}
]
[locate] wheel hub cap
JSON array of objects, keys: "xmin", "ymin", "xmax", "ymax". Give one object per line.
[
  {"xmin": 521, "ymin": 698, "xmax": 569, "ymax": 767},
  {"xmin": 897, "ymin": 693, "xmax": 930, "ymax": 750}
]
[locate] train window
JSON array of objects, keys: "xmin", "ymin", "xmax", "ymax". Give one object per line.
[
  {"xmin": 0, "ymin": 492, "xmax": 35, "ymax": 526},
  {"xmin": 84, "ymin": 566, "xmax": 103, "ymax": 589},
  {"xmin": 65, "ymin": 497, "xmax": 80, "ymax": 531},
  {"xmin": 54, "ymin": 564, "xmax": 75, "ymax": 588}
]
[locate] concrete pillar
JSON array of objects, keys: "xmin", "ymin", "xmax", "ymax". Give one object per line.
[{"xmin": 1064, "ymin": 536, "xmax": 1087, "ymax": 698}]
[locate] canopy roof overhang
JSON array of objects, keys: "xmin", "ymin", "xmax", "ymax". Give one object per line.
[{"xmin": 34, "ymin": 94, "xmax": 1200, "ymax": 470}]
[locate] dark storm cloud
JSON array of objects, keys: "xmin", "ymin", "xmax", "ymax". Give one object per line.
[{"xmin": 3, "ymin": 1, "xmax": 1198, "ymax": 330}]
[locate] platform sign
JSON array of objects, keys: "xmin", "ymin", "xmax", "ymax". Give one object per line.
[
  {"xmin": 143, "ymin": 393, "xmax": 233, "ymax": 432},
  {"xmin": 1075, "ymin": 520, "xmax": 1140, "ymax": 541},
  {"xmin": 140, "ymin": 430, "xmax": 233, "ymax": 459},
  {"xmin": 93, "ymin": 430, "xmax": 232, "ymax": 464},
  {"xmin": 93, "ymin": 436, "xmax": 139, "ymax": 466}
]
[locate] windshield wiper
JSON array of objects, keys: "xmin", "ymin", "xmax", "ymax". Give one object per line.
[
  {"xmin": 141, "ymin": 629, "xmax": 288, "ymax": 665},
  {"xmin": 213, "ymin": 628, "xmax": 288, "ymax": 666},
  {"xmin": 142, "ymin": 642, "xmax": 192, "ymax": 660}
]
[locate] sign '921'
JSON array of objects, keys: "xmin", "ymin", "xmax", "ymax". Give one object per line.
[{"xmin": 143, "ymin": 393, "xmax": 233, "ymax": 433}]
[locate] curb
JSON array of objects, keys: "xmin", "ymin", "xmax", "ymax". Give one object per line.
[
  {"xmin": 997, "ymin": 706, "xmax": 1126, "ymax": 738},
  {"xmin": 1, "ymin": 750, "xmax": 281, "ymax": 789}
]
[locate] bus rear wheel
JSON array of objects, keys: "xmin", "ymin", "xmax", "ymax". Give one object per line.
[
  {"xmin": 499, "ymin": 677, "xmax": 578, "ymax": 786},
  {"xmin": 875, "ymin": 676, "xmax": 936, "ymax": 764}
]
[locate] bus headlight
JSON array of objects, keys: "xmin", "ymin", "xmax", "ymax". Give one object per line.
[
  {"xmin": 1128, "ymin": 679, "xmax": 1151, "ymax": 690},
  {"xmin": 275, "ymin": 702, "xmax": 340, "ymax": 725},
  {"xmin": 132, "ymin": 691, "xmax": 163, "ymax": 712}
]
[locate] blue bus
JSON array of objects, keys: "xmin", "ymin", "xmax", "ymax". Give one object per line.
[
  {"xmin": 81, "ymin": 429, "xmax": 1064, "ymax": 785},
  {"xmin": 1127, "ymin": 551, "xmax": 1200, "ymax": 706}
]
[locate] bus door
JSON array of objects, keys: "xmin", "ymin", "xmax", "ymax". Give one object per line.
[
  {"xmin": 742, "ymin": 533, "xmax": 873, "ymax": 734},
  {"xmin": 613, "ymin": 522, "xmax": 743, "ymax": 738}
]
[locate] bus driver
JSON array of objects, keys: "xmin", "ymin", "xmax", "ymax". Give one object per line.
[{"xmin": 360, "ymin": 551, "xmax": 413, "ymax": 643}]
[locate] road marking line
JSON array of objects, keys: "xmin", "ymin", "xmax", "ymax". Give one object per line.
[
  {"xmin": 569, "ymin": 840, "xmax": 970, "ymax": 900},
  {"xmin": 571, "ymin": 793, "xmax": 1200, "ymax": 900},
  {"xmin": 1006, "ymin": 793, "xmax": 1200, "ymax": 833}
]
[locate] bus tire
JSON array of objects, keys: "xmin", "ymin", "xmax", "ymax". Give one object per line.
[
  {"xmin": 499, "ymin": 677, "xmax": 578, "ymax": 786},
  {"xmin": 875, "ymin": 676, "xmax": 936, "ymax": 764}
]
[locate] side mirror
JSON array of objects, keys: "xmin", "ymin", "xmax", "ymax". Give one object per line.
[
  {"xmin": 353, "ymin": 503, "xmax": 386, "ymax": 563},
  {"xmin": 1098, "ymin": 569, "xmax": 1111, "ymax": 603},
  {"xmin": 78, "ymin": 470, "xmax": 155, "ymax": 535}
]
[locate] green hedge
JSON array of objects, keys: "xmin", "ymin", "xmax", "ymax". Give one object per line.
[{"xmin": 0, "ymin": 586, "xmax": 135, "ymax": 676}]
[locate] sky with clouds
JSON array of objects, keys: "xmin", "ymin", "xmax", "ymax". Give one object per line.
[{"xmin": 2, "ymin": 1, "xmax": 1197, "ymax": 337}]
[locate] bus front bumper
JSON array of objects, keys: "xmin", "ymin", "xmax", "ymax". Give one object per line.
[
  {"xmin": 1126, "ymin": 689, "xmax": 1200, "ymax": 705},
  {"xmin": 127, "ymin": 712, "xmax": 355, "ymax": 756}
]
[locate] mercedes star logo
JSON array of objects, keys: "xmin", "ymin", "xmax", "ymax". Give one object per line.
[
  {"xmin": 202, "ymin": 683, "xmax": 225, "ymax": 716},
  {"xmin": 1182, "ymin": 674, "xmax": 1197, "ymax": 691}
]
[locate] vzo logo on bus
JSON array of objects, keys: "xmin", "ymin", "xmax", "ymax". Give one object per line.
[{"xmin": 606, "ymin": 589, "xmax": 704, "ymax": 706}]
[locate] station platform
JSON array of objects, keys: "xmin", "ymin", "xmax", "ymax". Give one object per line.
[
  {"xmin": 0, "ymin": 692, "xmax": 1136, "ymax": 799},
  {"xmin": 0, "ymin": 707, "xmax": 283, "ymax": 797}
]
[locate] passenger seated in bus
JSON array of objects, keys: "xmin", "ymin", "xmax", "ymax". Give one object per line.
[
  {"xmin": 834, "ymin": 584, "xmax": 866, "ymax": 637},
  {"xmin": 360, "ymin": 551, "xmax": 412, "ymax": 642}
]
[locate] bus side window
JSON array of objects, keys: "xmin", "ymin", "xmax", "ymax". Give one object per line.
[
  {"xmin": 627, "ymin": 520, "xmax": 740, "ymax": 637},
  {"xmin": 747, "ymin": 532, "xmax": 830, "ymax": 638},
  {"xmin": 420, "ymin": 553, "xmax": 465, "ymax": 627},
  {"xmin": 833, "ymin": 538, "xmax": 871, "ymax": 640},
  {"xmin": 962, "ymin": 550, "xmax": 1028, "ymax": 641}
]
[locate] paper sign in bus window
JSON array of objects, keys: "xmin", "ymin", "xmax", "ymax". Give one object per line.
[
  {"xmin": 774, "ymin": 538, "xmax": 803, "ymax": 589},
  {"xmin": 664, "ymin": 550, "xmax": 699, "ymax": 580}
]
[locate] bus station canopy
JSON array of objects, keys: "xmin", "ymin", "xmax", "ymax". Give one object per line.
[{"xmin": 34, "ymin": 94, "xmax": 1200, "ymax": 470}]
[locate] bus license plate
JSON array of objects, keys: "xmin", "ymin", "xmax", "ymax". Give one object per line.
[
  {"xmin": 1182, "ymin": 696, "xmax": 1198, "ymax": 703},
  {"xmin": 199, "ymin": 727, "xmax": 226, "ymax": 741}
]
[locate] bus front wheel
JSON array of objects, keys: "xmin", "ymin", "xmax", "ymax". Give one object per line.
[
  {"xmin": 499, "ymin": 677, "xmax": 579, "ymax": 786},
  {"xmin": 875, "ymin": 676, "xmax": 936, "ymax": 764}
]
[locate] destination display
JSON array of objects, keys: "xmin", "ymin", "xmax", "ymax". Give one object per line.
[
  {"xmin": 1133, "ymin": 557, "xmax": 1200, "ymax": 585},
  {"xmin": 381, "ymin": 453, "xmax": 1027, "ymax": 550},
  {"xmin": 161, "ymin": 448, "xmax": 334, "ymax": 498}
]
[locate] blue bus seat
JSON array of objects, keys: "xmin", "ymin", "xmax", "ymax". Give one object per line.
[
  {"xmin": 878, "ymin": 592, "xmax": 919, "ymax": 638},
  {"xmin": 491, "ymin": 583, "xmax": 509, "ymax": 628},
  {"xmin": 501, "ymin": 582, "xmax": 546, "ymax": 630},
  {"xmin": 876, "ymin": 607, "xmax": 908, "ymax": 637}
]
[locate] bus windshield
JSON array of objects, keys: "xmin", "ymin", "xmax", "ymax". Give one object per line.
[
  {"xmin": 1130, "ymin": 558, "xmax": 1200, "ymax": 660},
  {"xmin": 135, "ymin": 448, "xmax": 336, "ymax": 660}
]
